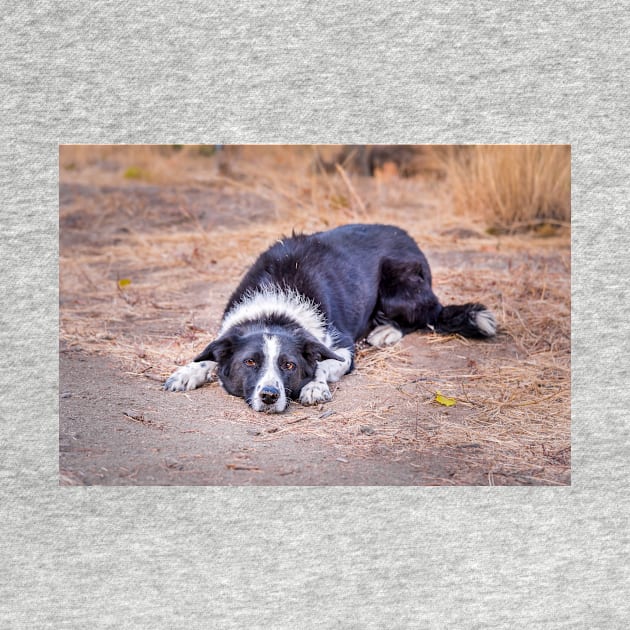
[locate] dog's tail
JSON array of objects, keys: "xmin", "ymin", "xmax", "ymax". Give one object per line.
[{"xmin": 434, "ymin": 303, "xmax": 497, "ymax": 338}]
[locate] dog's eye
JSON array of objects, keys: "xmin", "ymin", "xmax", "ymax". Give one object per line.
[
  {"xmin": 282, "ymin": 361, "xmax": 296, "ymax": 371},
  {"xmin": 243, "ymin": 358, "xmax": 257, "ymax": 368}
]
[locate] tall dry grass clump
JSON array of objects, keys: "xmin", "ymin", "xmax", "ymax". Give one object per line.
[{"xmin": 437, "ymin": 145, "xmax": 571, "ymax": 232}]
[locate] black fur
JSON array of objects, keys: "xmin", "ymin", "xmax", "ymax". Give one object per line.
[
  {"xmin": 194, "ymin": 322, "xmax": 341, "ymax": 407},
  {"xmin": 223, "ymin": 223, "xmax": 492, "ymax": 342},
  {"xmin": 165, "ymin": 224, "xmax": 496, "ymax": 411},
  {"xmin": 436, "ymin": 303, "xmax": 493, "ymax": 338}
]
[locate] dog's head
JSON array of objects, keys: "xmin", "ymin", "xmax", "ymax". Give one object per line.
[{"xmin": 195, "ymin": 328, "xmax": 342, "ymax": 413}]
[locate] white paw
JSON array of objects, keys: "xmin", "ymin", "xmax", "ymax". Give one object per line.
[
  {"xmin": 367, "ymin": 324, "xmax": 403, "ymax": 347},
  {"xmin": 163, "ymin": 361, "xmax": 216, "ymax": 391},
  {"xmin": 299, "ymin": 380, "xmax": 332, "ymax": 406}
]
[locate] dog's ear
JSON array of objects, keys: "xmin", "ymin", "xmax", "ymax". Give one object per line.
[
  {"xmin": 194, "ymin": 335, "xmax": 234, "ymax": 363},
  {"xmin": 300, "ymin": 334, "xmax": 343, "ymax": 364}
]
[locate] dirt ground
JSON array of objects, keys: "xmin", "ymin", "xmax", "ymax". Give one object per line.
[{"xmin": 59, "ymin": 146, "xmax": 571, "ymax": 486}]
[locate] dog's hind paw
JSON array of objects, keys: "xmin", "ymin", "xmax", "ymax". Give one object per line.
[
  {"xmin": 299, "ymin": 380, "xmax": 332, "ymax": 406},
  {"xmin": 163, "ymin": 361, "xmax": 216, "ymax": 391},
  {"xmin": 367, "ymin": 324, "xmax": 403, "ymax": 347}
]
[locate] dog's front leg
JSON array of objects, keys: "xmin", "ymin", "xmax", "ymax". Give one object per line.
[
  {"xmin": 299, "ymin": 348, "xmax": 353, "ymax": 406},
  {"xmin": 164, "ymin": 360, "xmax": 216, "ymax": 391}
]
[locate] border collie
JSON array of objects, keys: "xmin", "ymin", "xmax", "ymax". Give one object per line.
[{"xmin": 164, "ymin": 224, "xmax": 496, "ymax": 413}]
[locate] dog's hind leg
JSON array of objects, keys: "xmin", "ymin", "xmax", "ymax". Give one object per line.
[
  {"xmin": 372, "ymin": 256, "xmax": 442, "ymax": 336},
  {"xmin": 374, "ymin": 258, "xmax": 497, "ymax": 339}
]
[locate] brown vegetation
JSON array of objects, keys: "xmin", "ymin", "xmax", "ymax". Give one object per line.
[
  {"xmin": 433, "ymin": 144, "xmax": 571, "ymax": 232},
  {"xmin": 60, "ymin": 145, "xmax": 570, "ymax": 485}
]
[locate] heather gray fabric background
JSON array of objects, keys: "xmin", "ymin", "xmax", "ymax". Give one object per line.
[{"xmin": 2, "ymin": 2, "xmax": 628, "ymax": 628}]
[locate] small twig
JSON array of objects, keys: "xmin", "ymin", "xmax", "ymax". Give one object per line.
[
  {"xmin": 286, "ymin": 415, "xmax": 309, "ymax": 425},
  {"xmin": 226, "ymin": 464, "xmax": 262, "ymax": 471}
]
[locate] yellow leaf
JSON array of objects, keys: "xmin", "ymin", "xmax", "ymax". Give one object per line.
[
  {"xmin": 435, "ymin": 391, "xmax": 456, "ymax": 407},
  {"xmin": 124, "ymin": 166, "xmax": 146, "ymax": 180},
  {"xmin": 118, "ymin": 278, "xmax": 132, "ymax": 288}
]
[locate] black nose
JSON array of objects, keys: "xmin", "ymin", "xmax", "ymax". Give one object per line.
[{"xmin": 260, "ymin": 386, "xmax": 280, "ymax": 405}]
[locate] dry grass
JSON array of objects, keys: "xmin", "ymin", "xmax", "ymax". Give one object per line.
[
  {"xmin": 256, "ymin": 250, "xmax": 570, "ymax": 484},
  {"xmin": 60, "ymin": 145, "xmax": 571, "ymax": 485},
  {"xmin": 433, "ymin": 145, "xmax": 571, "ymax": 232}
]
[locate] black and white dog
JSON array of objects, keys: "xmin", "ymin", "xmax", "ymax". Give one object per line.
[{"xmin": 164, "ymin": 224, "xmax": 496, "ymax": 413}]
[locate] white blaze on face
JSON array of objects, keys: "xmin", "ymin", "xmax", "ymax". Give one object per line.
[{"xmin": 252, "ymin": 334, "xmax": 287, "ymax": 412}]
